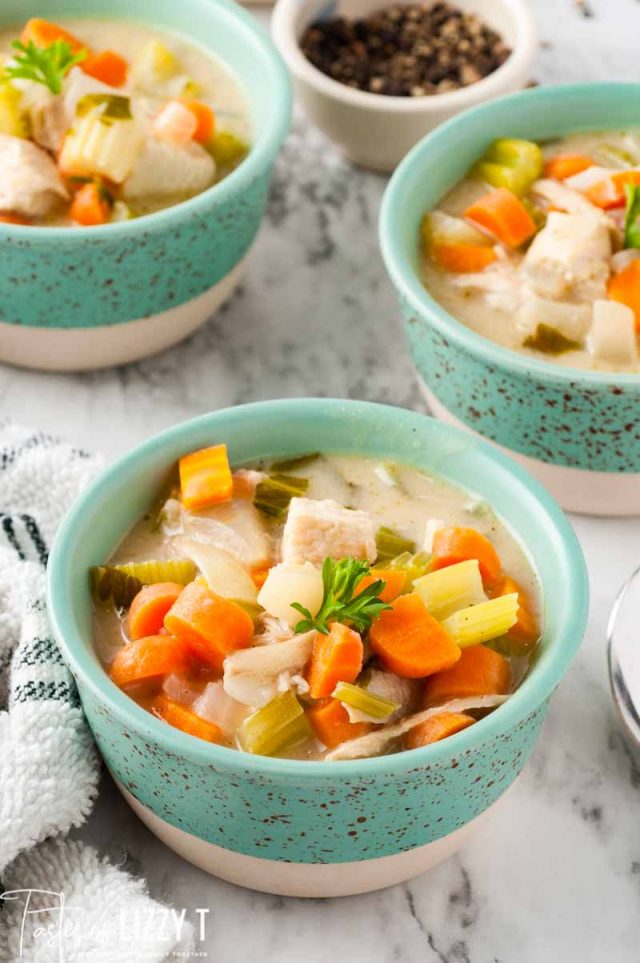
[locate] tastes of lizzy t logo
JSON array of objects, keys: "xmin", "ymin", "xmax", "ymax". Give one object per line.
[{"xmin": 0, "ymin": 889, "xmax": 210, "ymax": 961}]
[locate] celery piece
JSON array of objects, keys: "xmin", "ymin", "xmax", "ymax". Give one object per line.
[
  {"xmin": 414, "ymin": 560, "xmax": 486, "ymax": 621},
  {"xmin": 113, "ymin": 558, "xmax": 196, "ymax": 585},
  {"xmin": 375, "ymin": 527, "xmax": 416, "ymax": 562},
  {"xmin": 209, "ymin": 131, "xmax": 249, "ymax": 171},
  {"xmin": 111, "ymin": 200, "xmax": 135, "ymax": 222},
  {"xmin": 333, "ymin": 682, "xmax": 398, "ymax": 721},
  {"xmin": 254, "ymin": 473, "xmax": 309, "ymax": 519},
  {"xmin": 382, "ymin": 551, "xmax": 431, "ymax": 589},
  {"xmin": 131, "ymin": 40, "xmax": 181, "ymax": 86},
  {"xmin": 237, "ymin": 690, "xmax": 312, "ymax": 755},
  {"xmin": 270, "ymin": 453, "xmax": 320, "ymax": 473},
  {"xmin": 77, "ymin": 93, "xmax": 132, "ymax": 123},
  {"xmin": 594, "ymin": 143, "xmax": 636, "ymax": 169},
  {"xmin": 0, "ymin": 83, "xmax": 28, "ymax": 138},
  {"xmin": 90, "ymin": 566, "xmax": 142, "ymax": 609},
  {"xmin": 474, "ymin": 138, "xmax": 543, "ymax": 195},
  {"xmin": 60, "ymin": 106, "xmax": 143, "ymax": 184},
  {"xmin": 442, "ymin": 594, "xmax": 519, "ymax": 648},
  {"xmin": 523, "ymin": 324, "xmax": 581, "ymax": 356},
  {"xmin": 624, "ymin": 185, "xmax": 640, "ymax": 249}
]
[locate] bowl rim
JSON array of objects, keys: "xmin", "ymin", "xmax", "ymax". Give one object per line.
[
  {"xmin": 379, "ymin": 81, "xmax": 640, "ymax": 387},
  {"xmin": 0, "ymin": 0, "xmax": 292, "ymax": 241},
  {"xmin": 47, "ymin": 398, "xmax": 589, "ymax": 777},
  {"xmin": 271, "ymin": 0, "xmax": 536, "ymax": 114}
]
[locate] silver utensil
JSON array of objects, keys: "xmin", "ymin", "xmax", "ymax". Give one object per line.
[{"xmin": 607, "ymin": 565, "xmax": 640, "ymax": 759}]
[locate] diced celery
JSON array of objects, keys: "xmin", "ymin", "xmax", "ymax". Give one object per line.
[
  {"xmin": 209, "ymin": 131, "xmax": 249, "ymax": 170},
  {"xmin": 333, "ymin": 682, "xmax": 398, "ymax": 721},
  {"xmin": 442, "ymin": 594, "xmax": 519, "ymax": 648},
  {"xmin": 375, "ymin": 527, "xmax": 416, "ymax": 562},
  {"xmin": 113, "ymin": 558, "xmax": 196, "ymax": 585},
  {"xmin": 382, "ymin": 551, "xmax": 431, "ymax": 589},
  {"xmin": 131, "ymin": 40, "xmax": 181, "ymax": 87},
  {"xmin": 237, "ymin": 691, "xmax": 312, "ymax": 755},
  {"xmin": 270, "ymin": 453, "xmax": 320, "ymax": 473},
  {"xmin": 60, "ymin": 100, "xmax": 144, "ymax": 183},
  {"xmin": 414, "ymin": 560, "xmax": 486, "ymax": 621},
  {"xmin": 90, "ymin": 566, "xmax": 142, "ymax": 608},
  {"xmin": 624, "ymin": 185, "xmax": 640, "ymax": 249},
  {"xmin": 254, "ymin": 473, "xmax": 309, "ymax": 519},
  {"xmin": 594, "ymin": 143, "xmax": 637, "ymax": 169},
  {"xmin": 76, "ymin": 94, "xmax": 132, "ymax": 122},
  {"xmin": 0, "ymin": 83, "xmax": 28, "ymax": 138},
  {"xmin": 473, "ymin": 138, "xmax": 543, "ymax": 195},
  {"xmin": 523, "ymin": 324, "xmax": 581, "ymax": 356}
]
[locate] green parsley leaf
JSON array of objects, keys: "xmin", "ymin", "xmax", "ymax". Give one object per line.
[
  {"xmin": 292, "ymin": 557, "xmax": 392, "ymax": 635},
  {"xmin": 623, "ymin": 184, "xmax": 640, "ymax": 249},
  {"xmin": 3, "ymin": 39, "xmax": 87, "ymax": 95}
]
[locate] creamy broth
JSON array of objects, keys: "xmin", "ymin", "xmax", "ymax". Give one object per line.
[
  {"xmin": 0, "ymin": 18, "xmax": 250, "ymax": 224},
  {"xmin": 420, "ymin": 130, "xmax": 640, "ymax": 373},
  {"xmin": 93, "ymin": 452, "xmax": 541, "ymax": 761}
]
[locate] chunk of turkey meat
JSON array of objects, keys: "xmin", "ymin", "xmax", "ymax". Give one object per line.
[{"xmin": 0, "ymin": 134, "xmax": 68, "ymax": 217}]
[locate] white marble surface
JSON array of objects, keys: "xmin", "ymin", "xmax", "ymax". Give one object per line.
[{"xmin": 3, "ymin": 1, "xmax": 640, "ymax": 959}]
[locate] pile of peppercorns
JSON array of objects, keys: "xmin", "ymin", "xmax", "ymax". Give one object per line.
[{"xmin": 300, "ymin": 2, "xmax": 511, "ymax": 97}]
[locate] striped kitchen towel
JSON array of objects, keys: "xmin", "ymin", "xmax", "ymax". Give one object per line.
[{"xmin": 0, "ymin": 424, "xmax": 194, "ymax": 963}]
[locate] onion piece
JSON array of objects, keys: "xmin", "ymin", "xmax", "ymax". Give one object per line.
[{"xmin": 174, "ymin": 535, "xmax": 257, "ymax": 603}]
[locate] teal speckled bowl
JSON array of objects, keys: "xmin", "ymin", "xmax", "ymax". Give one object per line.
[
  {"xmin": 380, "ymin": 83, "xmax": 640, "ymax": 516},
  {"xmin": 47, "ymin": 399, "xmax": 588, "ymax": 897},
  {"xmin": 0, "ymin": 0, "xmax": 291, "ymax": 371}
]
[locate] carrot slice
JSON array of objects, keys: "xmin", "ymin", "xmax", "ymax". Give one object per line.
[
  {"xmin": 404, "ymin": 711, "xmax": 475, "ymax": 751},
  {"xmin": 127, "ymin": 582, "xmax": 185, "ymax": 641},
  {"xmin": 465, "ymin": 188, "xmax": 537, "ymax": 247},
  {"xmin": 543, "ymin": 154, "xmax": 594, "ymax": 181},
  {"xmin": 422, "ymin": 645, "xmax": 511, "ymax": 706},
  {"xmin": 430, "ymin": 241, "xmax": 497, "ymax": 273},
  {"xmin": 608, "ymin": 260, "xmax": 640, "ymax": 330},
  {"xmin": 183, "ymin": 100, "xmax": 215, "ymax": 144},
  {"xmin": 21, "ymin": 18, "xmax": 90, "ymax": 54},
  {"xmin": 491, "ymin": 575, "xmax": 539, "ymax": 648},
  {"xmin": 357, "ymin": 568, "xmax": 407, "ymax": 603},
  {"xmin": 81, "ymin": 50, "xmax": 128, "ymax": 87},
  {"xmin": 584, "ymin": 170, "xmax": 640, "ymax": 210},
  {"xmin": 307, "ymin": 698, "xmax": 372, "ymax": 748},
  {"xmin": 369, "ymin": 593, "xmax": 460, "ymax": 679},
  {"xmin": 306, "ymin": 623, "xmax": 363, "ymax": 699},
  {"xmin": 152, "ymin": 693, "xmax": 222, "ymax": 743},
  {"xmin": 164, "ymin": 581, "xmax": 254, "ymax": 671},
  {"xmin": 0, "ymin": 212, "xmax": 29, "ymax": 225},
  {"xmin": 179, "ymin": 443, "xmax": 233, "ymax": 511},
  {"xmin": 431, "ymin": 527, "xmax": 502, "ymax": 589},
  {"xmin": 70, "ymin": 181, "xmax": 111, "ymax": 226},
  {"xmin": 109, "ymin": 634, "xmax": 190, "ymax": 688}
]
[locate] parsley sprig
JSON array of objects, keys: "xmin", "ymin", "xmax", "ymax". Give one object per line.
[
  {"xmin": 2, "ymin": 39, "xmax": 87, "ymax": 95},
  {"xmin": 292, "ymin": 557, "xmax": 391, "ymax": 635}
]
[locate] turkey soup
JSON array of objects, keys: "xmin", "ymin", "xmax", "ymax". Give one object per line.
[
  {"xmin": 0, "ymin": 17, "xmax": 250, "ymax": 226},
  {"xmin": 420, "ymin": 131, "xmax": 640, "ymax": 372},
  {"xmin": 92, "ymin": 445, "xmax": 542, "ymax": 761}
]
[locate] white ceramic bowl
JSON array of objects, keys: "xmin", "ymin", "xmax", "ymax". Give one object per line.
[{"xmin": 272, "ymin": 0, "xmax": 537, "ymax": 173}]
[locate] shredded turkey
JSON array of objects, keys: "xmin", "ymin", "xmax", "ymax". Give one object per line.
[
  {"xmin": 222, "ymin": 632, "xmax": 315, "ymax": 707},
  {"xmin": 325, "ymin": 695, "xmax": 509, "ymax": 760}
]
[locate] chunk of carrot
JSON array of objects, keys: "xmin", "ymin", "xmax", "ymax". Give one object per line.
[
  {"xmin": 306, "ymin": 623, "xmax": 363, "ymax": 699},
  {"xmin": 109, "ymin": 634, "xmax": 190, "ymax": 688},
  {"xmin": 431, "ymin": 527, "xmax": 502, "ymax": 589},
  {"xmin": 307, "ymin": 698, "xmax": 372, "ymax": 748},
  {"xmin": 404, "ymin": 711, "xmax": 475, "ymax": 751},
  {"xmin": 369, "ymin": 593, "xmax": 460, "ymax": 679},
  {"xmin": 251, "ymin": 565, "xmax": 272, "ymax": 589},
  {"xmin": 152, "ymin": 693, "xmax": 222, "ymax": 743},
  {"xmin": 608, "ymin": 260, "xmax": 640, "ymax": 330},
  {"xmin": 422, "ymin": 644, "xmax": 511, "ymax": 706},
  {"xmin": 543, "ymin": 154, "xmax": 594, "ymax": 181},
  {"xmin": 70, "ymin": 181, "xmax": 111, "ymax": 226},
  {"xmin": 0, "ymin": 212, "xmax": 29, "ymax": 225},
  {"xmin": 183, "ymin": 100, "xmax": 215, "ymax": 144},
  {"xmin": 357, "ymin": 568, "xmax": 407, "ymax": 603},
  {"xmin": 127, "ymin": 582, "xmax": 185, "ymax": 641},
  {"xmin": 21, "ymin": 18, "xmax": 90, "ymax": 54},
  {"xmin": 491, "ymin": 575, "xmax": 540, "ymax": 649},
  {"xmin": 164, "ymin": 581, "xmax": 254, "ymax": 671},
  {"xmin": 81, "ymin": 50, "xmax": 128, "ymax": 87},
  {"xmin": 584, "ymin": 170, "xmax": 640, "ymax": 210},
  {"xmin": 179, "ymin": 443, "xmax": 233, "ymax": 511},
  {"xmin": 430, "ymin": 241, "xmax": 497, "ymax": 273},
  {"xmin": 465, "ymin": 188, "xmax": 537, "ymax": 247}
]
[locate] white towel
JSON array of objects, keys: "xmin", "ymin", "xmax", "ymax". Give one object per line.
[{"xmin": 0, "ymin": 424, "xmax": 194, "ymax": 962}]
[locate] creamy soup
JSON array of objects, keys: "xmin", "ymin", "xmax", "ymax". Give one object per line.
[
  {"xmin": 420, "ymin": 130, "xmax": 640, "ymax": 372},
  {"xmin": 0, "ymin": 17, "xmax": 250, "ymax": 226},
  {"xmin": 92, "ymin": 446, "xmax": 542, "ymax": 761}
]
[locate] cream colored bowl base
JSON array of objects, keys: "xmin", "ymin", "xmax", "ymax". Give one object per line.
[
  {"xmin": 0, "ymin": 259, "xmax": 246, "ymax": 372},
  {"xmin": 118, "ymin": 781, "xmax": 501, "ymax": 898},
  {"xmin": 422, "ymin": 385, "xmax": 640, "ymax": 517}
]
